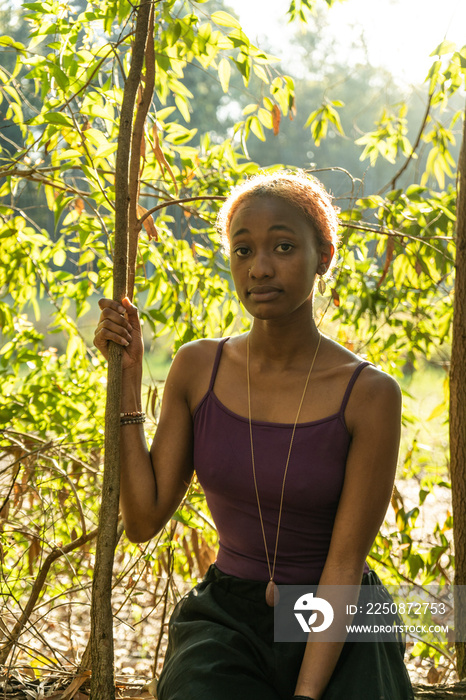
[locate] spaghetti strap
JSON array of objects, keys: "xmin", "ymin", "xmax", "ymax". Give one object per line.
[
  {"xmin": 339, "ymin": 361, "xmax": 371, "ymax": 415},
  {"xmin": 208, "ymin": 337, "xmax": 230, "ymax": 392}
]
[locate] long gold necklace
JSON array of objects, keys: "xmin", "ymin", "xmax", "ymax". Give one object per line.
[{"xmin": 247, "ymin": 332, "xmax": 322, "ymax": 607}]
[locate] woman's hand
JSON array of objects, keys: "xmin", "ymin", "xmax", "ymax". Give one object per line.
[{"xmin": 94, "ymin": 297, "xmax": 143, "ymax": 371}]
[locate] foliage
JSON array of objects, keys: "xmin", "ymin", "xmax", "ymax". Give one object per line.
[
  {"xmin": 287, "ymin": 0, "xmax": 344, "ymax": 23},
  {"xmin": 0, "ymin": 0, "xmax": 294, "ymax": 677},
  {"xmin": 0, "ymin": 0, "xmax": 464, "ymax": 684}
]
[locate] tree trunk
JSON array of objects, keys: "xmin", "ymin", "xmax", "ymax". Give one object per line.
[
  {"xmin": 449, "ymin": 105, "xmax": 466, "ymax": 680},
  {"xmin": 89, "ymin": 3, "xmax": 154, "ymax": 698}
]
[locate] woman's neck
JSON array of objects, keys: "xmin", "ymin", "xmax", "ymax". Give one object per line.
[{"xmin": 248, "ymin": 315, "xmax": 321, "ymax": 368}]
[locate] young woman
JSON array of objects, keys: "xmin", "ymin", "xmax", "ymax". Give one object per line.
[{"xmin": 94, "ymin": 171, "xmax": 414, "ymax": 700}]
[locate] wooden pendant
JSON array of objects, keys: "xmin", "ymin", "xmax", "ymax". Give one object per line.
[{"xmin": 265, "ymin": 579, "xmax": 279, "ymax": 607}]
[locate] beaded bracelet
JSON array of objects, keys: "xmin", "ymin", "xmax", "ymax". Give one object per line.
[
  {"xmin": 120, "ymin": 411, "xmax": 145, "ymax": 418},
  {"xmin": 120, "ymin": 413, "xmax": 146, "ymax": 425},
  {"xmin": 293, "ymin": 695, "xmax": 316, "ymax": 700}
]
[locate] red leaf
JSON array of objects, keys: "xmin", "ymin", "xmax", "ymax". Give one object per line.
[
  {"xmin": 137, "ymin": 205, "xmax": 158, "ymax": 241},
  {"xmin": 377, "ymin": 237, "xmax": 395, "ymax": 288},
  {"xmin": 272, "ymin": 104, "xmax": 281, "ymax": 135},
  {"xmin": 330, "ymin": 288, "xmax": 340, "ymax": 307}
]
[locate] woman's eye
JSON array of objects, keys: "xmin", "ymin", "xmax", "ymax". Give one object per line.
[
  {"xmin": 234, "ymin": 247, "xmax": 250, "ymax": 257},
  {"xmin": 277, "ymin": 243, "xmax": 293, "ymax": 252}
]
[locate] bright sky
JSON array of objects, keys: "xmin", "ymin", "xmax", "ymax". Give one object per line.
[{"xmin": 231, "ymin": 0, "xmax": 466, "ymax": 85}]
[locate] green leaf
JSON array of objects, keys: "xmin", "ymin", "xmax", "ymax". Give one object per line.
[
  {"xmin": 175, "ymin": 94, "xmax": 191, "ymax": 123},
  {"xmin": 253, "ymin": 64, "xmax": 268, "ymax": 83},
  {"xmin": 118, "ymin": 0, "xmax": 132, "ymax": 23},
  {"xmin": 210, "ymin": 11, "xmax": 242, "ymax": 29},
  {"xmin": 430, "ymin": 40, "xmax": 456, "ymax": 57},
  {"xmin": 218, "ymin": 57, "xmax": 231, "ymax": 93},
  {"xmin": 53, "ymin": 249, "xmax": 67, "ymax": 267},
  {"xmin": 257, "ymin": 108, "xmax": 272, "ymax": 129},
  {"xmin": 228, "ymin": 29, "xmax": 250, "ymax": 49},
  {"xmin": 405, "ymin": 185, "xmax": 427, "ymax": 197},
  {"xmin": 250, "ymin": 115, "xmax": 265, "ymax": 141},
  {"xmin": 356, "ymin": 196, "xmax": 384, "ymax": 208},
  {"xmin": 43, "ymin": 112, "xmax": 74, "ymax": 127},
  {"xmin": 78, "ymin": 250, "xmax": 95, "ymax": 265},
  {"xmin": 303, "ymin": 107, "xmax": 319, "ymax": 130},
  {"xmin": 242, "ymin": 103, "xmax": 258, "ymax": 116},
  {"xmin": 453, "ymin": 49, "xmax": 466, "ymax": 69},
  {"xmin": 22, "ymin": 2, "xmax": 45, "ymax": 9},
  {"xmin": 0, "ymin": 36, "xmax": 27, "ymax": 53},
  {"xmin": 427, "ymin": 402, "xmax": 447, "ymax": 421},
  {"xmin": 0, "ymin": 341, "xmax": 14, "ymax": 357},
  {"xmin": 393, "ymin": 254, "xmax": 409, "ymax": 289},
  {"xmin": 48, "ymin": 63, "xmax": 69, "ymax": 91},
  {"xmin": 156, "ymin": 107, "xmax": 176, "ymax": 121},
  {"xmin": 234, "ymin": 55, "xmax": 251, "ymax": 83},
  {"xmin": 164, "ymin": 126, "xmax": 197, "ymax": 145}
]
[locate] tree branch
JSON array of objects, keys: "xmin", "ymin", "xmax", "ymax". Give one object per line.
[
  {"xmin": 138, "ymin": 194, "xmax": 227, "ymax": 228},
  {"xmin": 378, "ymin": 91, "xmax": 434, "ymax": 195},
  {"xmin": 89, "ymin": 2, "xmax": 154, "ymax": 698},
  {"xmin": 341, "ymin": 221, "xmax": 455, "ymax": 263},
  {"xmin": 0, "ymin": 528, "xmax": 99, "ymax": 666},
  {"xmin": 128, "ymin": 3, "xmax": 156, "ymax": 300}
]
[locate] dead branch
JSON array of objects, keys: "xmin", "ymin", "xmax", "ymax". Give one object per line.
[{"xmin": 0, "ymin": 527, "xmax": 99, "ymax": 666}]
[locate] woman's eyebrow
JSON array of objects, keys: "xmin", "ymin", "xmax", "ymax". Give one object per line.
[
  {"xmin": 231, "ymin": 227, "xmax": 250, "ymax": 239},
  {"xmin": 231, "ymin": 224, "xmax": 297, "ymax": 239},
  {"xmin": 268, "ymin": 224, "xmax": 297, "ymax": 234}
]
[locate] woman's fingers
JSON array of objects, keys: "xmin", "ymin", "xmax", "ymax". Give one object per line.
[
  {"xmin": 98, "ymin": 298, "xmax": 140, "ymax": 332},
  {"xmin": 101, "ymin": 306, "xmax": 131, "ymax": 328},
  {"xmin": 95, "ymin": 318, "xmax": 131, "ymax": 346},
  {"xmin": 94, "ymin": 298, "xmax": 137, "ymax": 355},
  {"xmin": 98, "ymin": 298, "xmax": 126, "ymax": 315},
  {"xmin": 99, "ymin": 302, "xmax": 133, "ymax": 331}
]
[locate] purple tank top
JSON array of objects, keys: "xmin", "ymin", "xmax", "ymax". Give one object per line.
[{"xmin": 193, "ymin": 338, "xmax": 371, "ymax": 584}]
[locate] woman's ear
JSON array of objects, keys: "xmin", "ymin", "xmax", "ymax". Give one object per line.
[{"xmin": 320, "ymin": 244, "xmax": 335, "ymax": 271}]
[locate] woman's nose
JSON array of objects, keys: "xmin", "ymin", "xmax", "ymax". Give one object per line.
[{"xmin": 248, "ymin": 252, "xmax": 274, "ymax": 279}]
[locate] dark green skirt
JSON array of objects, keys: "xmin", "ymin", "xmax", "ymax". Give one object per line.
[{"xmin": 157, "ymin": 564, "xmax": 414, "ymax": 700}]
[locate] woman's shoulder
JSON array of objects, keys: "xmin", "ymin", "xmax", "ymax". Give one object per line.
[
  {"xmin": 170, "ymin": 337, "xmax": 234, "ymax": 413},
  {"xmin": 173, "ymin": 337, "xmax": 229, "ymax": 367},
  {"xmin": 323, "ymin": 337, "xmax": 401, "ymax": 429},
  {"xmin": 174, "ymin": 335, "xmax": 247, "ymax": 365}
]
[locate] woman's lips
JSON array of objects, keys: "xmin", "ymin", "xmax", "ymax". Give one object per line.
[{"xmin": 247, "ymin": 286, "xmax": 282, "ymax": 302}]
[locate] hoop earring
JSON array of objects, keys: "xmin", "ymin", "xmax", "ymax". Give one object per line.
[{"xmin": 318, "ymin": 276, "xmax": 326, "ymax": 295}]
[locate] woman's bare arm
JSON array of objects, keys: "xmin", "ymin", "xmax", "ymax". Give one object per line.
[
  {"xmin": 94, "ymin": 297, "xmax": 195, "ymax": 543},
  {"xmin": 294, "ymin": 367, "xmax": 402, "ymax": 699}
]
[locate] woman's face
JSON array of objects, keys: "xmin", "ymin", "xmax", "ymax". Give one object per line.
[{"xmin": 229, "ymin": 195, "xmax": 332, "ymax": 321}]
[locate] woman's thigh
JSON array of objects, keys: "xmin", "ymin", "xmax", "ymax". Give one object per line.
[
  {"xmin": 157, "ymin": 627, "xmax": 283, "ymax": 700},
  {"xmin": 156, "ymin": 567, "xmax": 302, "ymax": 700}
]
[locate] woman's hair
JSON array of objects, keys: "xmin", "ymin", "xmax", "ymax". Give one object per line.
[{"xmin": 216, "ymin": 169, "xmax": 340, "ymax": 273}]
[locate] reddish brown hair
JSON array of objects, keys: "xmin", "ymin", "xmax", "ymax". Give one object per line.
[{"xmin": 217, "ymin": 170, "xmax": 340, "ymax": 273}]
